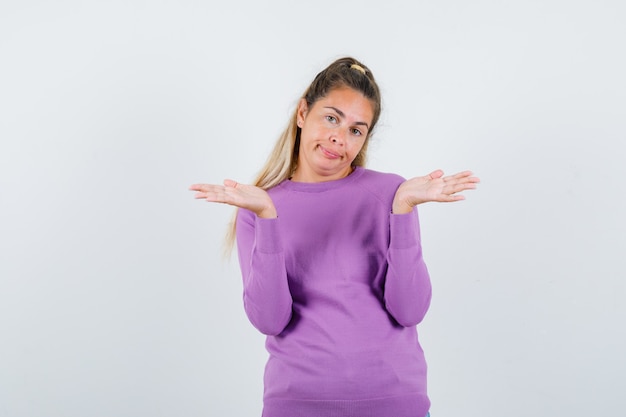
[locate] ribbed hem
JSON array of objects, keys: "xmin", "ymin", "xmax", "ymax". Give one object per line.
[
  {"xmin": 389, "ymin": 211, "xmax": 420, "ymax": 249},
  {"xmin": 262, "ymin": 393, "xmax": 430, "ymax": 417},
  {"xmin": 255, "ymin": 217, "xmax": 282, "ymax": 253}
]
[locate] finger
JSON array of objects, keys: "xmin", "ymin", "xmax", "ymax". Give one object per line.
[
  {"xmin": 453, "ymin": 171, "xmax": 480, "ymax": 183},
  {"xmin": 223, "ymin": 179, "xmax": 239, "ymax": 188},
  {"xmin": 428, "ymin": 169, "xmax": 444, "ymax": 180},
  {"xmin": 444, "ymin": 171, "xmax": 473, "ymax": 181},
  {"xmin": 193, "ymin": 184, "xmax": 230, "ymax": 203},
  {"xmin": 190, "ymin": 183, "xmax": 232, "ymax": 193},
  {"xmin": 194, "ymin": 190, "xmax": 226, "ymax": 200},
  {"xmin": 189, "ymin": 183, "xmax": 209, "ymax": 191},
  {"xmin": 205, "ymin": 190, "xmax": 231, "ymax": 204},
  {"xmin": 446, "ymin": 174, "xmax": 480, "ymax": 187},
  {"xmin": 437, "ymin": 192, "xmax": 466, "ymax": 202},
  {"xmin": 445, "ymin": 182, "xmax": 477, "ymax": 196}
]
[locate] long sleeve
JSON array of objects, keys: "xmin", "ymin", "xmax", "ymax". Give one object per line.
[
  {"xmin": 236, "ymin": 210, "xmax": 293, "ymax": 335},
  {"xmin": 384, "ymin": 208, "xmax": 432, "ymax": 327}
]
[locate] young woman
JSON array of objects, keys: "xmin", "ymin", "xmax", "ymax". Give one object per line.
[{"xmin": 191, "ymin": 57, "xmax": 479, "ymax": 417}]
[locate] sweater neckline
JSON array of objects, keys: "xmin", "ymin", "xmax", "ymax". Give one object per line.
[{"xmin": 279, "ymin": 166, "xmax": 365, "ymax": 192}]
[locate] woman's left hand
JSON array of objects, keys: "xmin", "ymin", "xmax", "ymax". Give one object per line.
[{"xmin": 392, "ymin": 170, "xmax": 480, "ymax": 214}]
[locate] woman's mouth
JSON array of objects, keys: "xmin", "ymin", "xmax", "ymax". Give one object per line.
[{"xmin": 318, "ymin": 145, "xmax": 341, "ymax": 159}]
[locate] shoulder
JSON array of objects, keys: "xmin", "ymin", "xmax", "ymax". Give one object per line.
[
  {"xmin": 353, "ymin": 168, "xmax": 405, "ymax": 204},
  {"xmin": 358, "ymin": 167, "xmax": 406, "ymax": 187}
]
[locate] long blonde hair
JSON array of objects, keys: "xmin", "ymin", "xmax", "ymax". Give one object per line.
[{"xmin": 224, "ymin": 57, "xmax": 382, "ymax": 253}]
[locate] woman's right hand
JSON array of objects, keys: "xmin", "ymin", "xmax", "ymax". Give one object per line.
[{"xmin": 189, "ymin": 180, "xmax": 277, "ymax": 218}]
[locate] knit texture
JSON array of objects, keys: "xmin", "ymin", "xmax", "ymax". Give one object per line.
[{"xmin": 236, "ymin": 167, "xmax": 432, "ymax": 417}]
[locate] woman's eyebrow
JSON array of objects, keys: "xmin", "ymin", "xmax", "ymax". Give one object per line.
[{"xmin": 323, "ymin": 106, "xmax": 370, "ymax": 129}]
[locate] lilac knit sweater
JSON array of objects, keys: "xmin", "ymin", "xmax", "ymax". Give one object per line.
[{"xmin": 236, "ymin": 167, "xmax": 432, "ymax": 417}]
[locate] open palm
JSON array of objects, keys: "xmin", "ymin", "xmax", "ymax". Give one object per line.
[
  {"xmin": 189, "ymin": 179, "xmax": 277, "ymax": 218},
  {"xmin": 392, "ymin": 170, "xmax": 479, "ymax": 214}
]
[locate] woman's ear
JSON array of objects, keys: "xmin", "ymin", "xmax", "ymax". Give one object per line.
[{"xmin": 296, "ymin": 99, "xmax": 308, "ymax": 127}]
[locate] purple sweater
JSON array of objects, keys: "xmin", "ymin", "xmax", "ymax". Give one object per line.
[{"xmin": 236, "ymin": 167, "xmax": 432, "ymax": 417}]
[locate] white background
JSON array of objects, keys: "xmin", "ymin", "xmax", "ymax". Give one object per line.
[{"xmin": 1, "ymin": 1, "xmax": 624, "ymax": 416}]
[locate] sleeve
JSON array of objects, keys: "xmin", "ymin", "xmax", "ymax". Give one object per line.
[
  {"xmin": 235, "ymin": 209, "xmax": 293, "ymax": 335},
  {"xmin": 383, "ymin": 207, "xmax": 432, "ymax": 327}
]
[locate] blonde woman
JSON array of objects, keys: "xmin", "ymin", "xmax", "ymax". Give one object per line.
[{"xmin": 191, "ymin": 57, "xmax": 479, "ymax": 417}]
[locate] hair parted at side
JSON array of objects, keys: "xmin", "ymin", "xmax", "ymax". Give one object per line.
[{"xmin": 224, "ymin": 57, "xmax": 382, "ymax": 253}]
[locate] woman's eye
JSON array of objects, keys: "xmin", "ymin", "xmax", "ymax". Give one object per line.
[
  {"xmin": 325, "ymin": 115, "xmax": 337, "ymax": 123},
  {"xmin": 351, "ymin": 128, "xmax": 362, "ymax": 136}
]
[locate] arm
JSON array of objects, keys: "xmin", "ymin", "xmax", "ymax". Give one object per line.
[
  {"xmin": 384, "ymin": 209, "xmax": 432, "ymax": 327},
  {"xmin": 236, "ymin": 211, "xmax": 293, "ymax": 335},
  {"xmin": 189, "ymin": 180, "xmax": 292, "ymax": 335},
  {"xmin": 384, "ymin": 169, "xmax": 480, "ymax": 326}
]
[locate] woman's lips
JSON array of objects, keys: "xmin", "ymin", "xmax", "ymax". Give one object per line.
[{"xmin": 318, "ymin": 145, "xmax": 341, "ymax": 159}]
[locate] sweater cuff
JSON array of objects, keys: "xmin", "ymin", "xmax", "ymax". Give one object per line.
[
  {"xmin": 389, "ymin": 210, "xmax": 420, "ymax": 249},
  {"xmin": 254, "ymin": 217, "xmax": 283, "ymax": 254}
]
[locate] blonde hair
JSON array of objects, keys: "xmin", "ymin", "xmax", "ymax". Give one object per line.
[{"xmin": 224, "ymin": 57, "xmax": 382, "ymax": 253}]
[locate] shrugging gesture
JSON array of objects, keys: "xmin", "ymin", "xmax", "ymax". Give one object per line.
[
  {"xmin": 392, "ymin": 169, "xmax": 480, "ymax": 214},
  {"xmin": 189, "ymin": 180, "xmax": 277, "ymax": 219},
  {"xmin": 189, "ymin": 57, "xmax": 480, "ymax": 417}
]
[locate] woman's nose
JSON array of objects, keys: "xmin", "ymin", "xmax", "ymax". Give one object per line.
[{"xmin": 330, "ymin": 130, "xmax": 346, "ymax": 145}]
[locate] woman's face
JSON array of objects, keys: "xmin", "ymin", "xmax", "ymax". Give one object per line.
[{"xmin": 292, "ymin": 87, "xmax": 374, "ymax": 183}]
